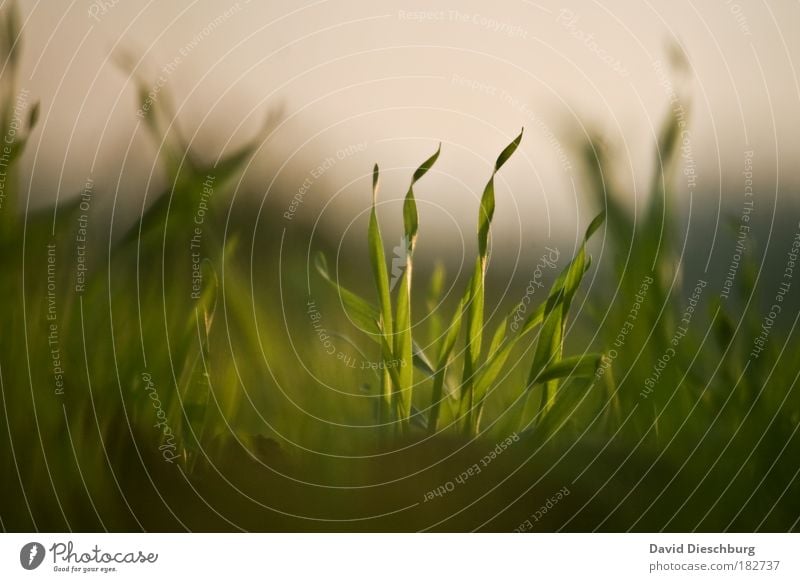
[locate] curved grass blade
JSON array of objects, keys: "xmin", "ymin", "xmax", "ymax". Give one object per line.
[
  {"xmin": 532, "ymin": 354, "xmax": 601, "ymax": 385},
  {"xmin": 461, "ymin": 129, "xmax": 523, "ymax": 434},
  {"xmin": 526, "ymin": 211, "xmax": 605, "ymax": 423},
  {"xmin": 472, "ymin": 302, "xmax": 547, "ymax": 402},
  {"xmin": 394, "ymin": 146, "xmax": 440, "ymax": 428},
  {"xmin": 316, "ymin": 251, "xmax": 439, "ymax": 381},
  {"xmin": 314, "ymin": 252, "xmax": 380, "ymax": 336},
  {"xmin": 368, "ymin": 164, "xmax": 393, "ymax": 335},
  {"xmin": 471, "ymin": 245, "xmax": 595, "ymax": 432},
  {"xmin": 367, "ymin": 164, "xmax": 399, "ymax": 427}
]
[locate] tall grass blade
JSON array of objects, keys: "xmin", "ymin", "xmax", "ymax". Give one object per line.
[
  {"xmin": 526, "ymin": 211, "xmax": 605, "ymax": 422},
  {"xmin": 367, "ymin": 164, "xmax": 397, "ymax": 428},
  {"xmin": 461, "ymin": 129, "xmax": 523, "ymax": 434},
  {"xmin": 394, "ymin": 146, "xmax": 440, "ymax": 427}
]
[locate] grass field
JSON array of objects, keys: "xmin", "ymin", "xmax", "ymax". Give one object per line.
[{"xmin": 1, "ymin": 5, "xmax": 799, "ymax": 532}]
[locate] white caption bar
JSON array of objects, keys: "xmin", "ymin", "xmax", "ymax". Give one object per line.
[{"xmin": 0, "ymin": 533, "xmax": 797, "ymax": 580}]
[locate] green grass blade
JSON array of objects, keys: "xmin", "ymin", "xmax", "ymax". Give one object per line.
[
  {"xmin": 461, "ymin": 129, "xmax": 523, "ymax": 434},
  {"xmin": 394, "ymin": 275, "xmax": 413, "ymax": 424},
  {"xmin": 461, "ymin": 261, "xmax": 485, "ymax": 422},
  {"xmin": 477, "ymin": 130, "xmax": 523, "ymax": 257},
  {"xmin": 532, "ymin": 354, "xmax": 602, "ymax": 385},
  {"xmin": 316, "ymin": 251, "xmax": 438, "ymax": 381},
  {"xmin": 487, "ymin": 317, "xmax": 508, "ymax": 360},
  {"xmin": 367, "ymin": 164, "xmax": 397, "ymax": 427},
  {"xmin": 403, "ymin": 144, "xmax": 440, "ymax": 242},
  {"xmin": 394, "ymin": 146, "xmax": 440, "ymax": 427},
  {"xmin": 471, "ymin": 303, "xmax": 548, "ymax": 402},
  {"xmin": 517, "ymin": 301, "xmax": 547, "ymax": 337},
  {"xmin": 314, "ymin": 252, "xmax": 380, "ymax": 335},
  {"xmin": 527, "ymin": 302, "xmax": 564, "ymax": 408},
  {"xmin": 428, "ymin": 297, "xmax": 464, "ymax": 433},
  {"xmin": 368, "ymin": 164, "xmax": 393, "ymax": 336},
  {"xmin": 525, "ymin": 211, "xmax": 605, "ymax": 421},
  {"xmin": 412, "ymin": 341, "xmax": 437, "ymax": 377}
]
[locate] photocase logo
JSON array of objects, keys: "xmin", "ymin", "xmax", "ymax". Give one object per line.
[
  {"xmin": 389, "ymin": 234, "xmax": 411, "ymax": 291},
  {"xmin": 20, "ymin": 542, "xmax": 45, "ymax": 570}
]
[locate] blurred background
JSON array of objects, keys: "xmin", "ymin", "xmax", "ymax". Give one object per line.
[{"xmin": 15, "ymin": 0, "xmax": 800, "ymax": 250}]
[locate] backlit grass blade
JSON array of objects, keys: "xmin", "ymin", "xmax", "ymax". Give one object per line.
[
  {"xmin": 469, "ymin": 304, "xmax": 540, "ymax": 431},
  {"xmin": 461, "ymin": 129, "xmax": 523, "ymax": 434},
  {"xmin": 367, "ymin": 164, "xmax": 398, "ymax": 428},
  {"xmin": 526, "ymin": 211, "xmax": 605, "ymax": 421},
  {"xmin": 316, "ymin": 251, "xmax": 439, "ymax": 379},
  {"xmin": 517, "ymin": 301, "xmax": 547, "ymax": 336},
  {"xmin": 460, "ymin": 260, "xmax": 485, "ymax": 422},
  {"xmin": 368, "ymin": 164, "xmax": 393, "ymax": 335},
  {"xmin": 487, "ymin": 317, "xmax": 508, "ymax": 360},
  {"xmin": 394, "ymin": 146, "xmax": 440, "ymax": 427},
  {"xmin": 426, "ymin": 262, "xmax": 446, "ymax": 341},
  {"xmin": 471, "ymin": 303, "xmax": 548, "ymax": 408},
  {"xmin": 412, "ymin": 341, "xmax": 437, "ymax": 377},
  {"xmin": 314, "ymin": 252, "xmax": 380, "ymax": 335},
  {"xmin": 428, "ymin": 297, "xmax": 464, "ymax": 433},
  {"xmin": 532, "ymin": 354, "xmax": 601, "ymax": 384},
  {"xmin": 378, "ymin": 332, "xmax": 403, "ymax": 390},
  {"xmin": 403, "ymin": 144, "xmax": 440, "ymax": 241}
]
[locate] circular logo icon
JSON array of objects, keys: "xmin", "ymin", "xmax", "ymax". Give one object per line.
[{"xmin": 20, "ymin": 542, "xmax": 45, "ymax": 570}]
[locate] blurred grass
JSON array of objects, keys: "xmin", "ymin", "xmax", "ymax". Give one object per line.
[{"xmin": 0, "ymin": 4, "xmax": 798, "ymax": 532}]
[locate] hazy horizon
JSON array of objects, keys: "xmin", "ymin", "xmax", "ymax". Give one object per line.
[{"xmin": 10, "ymin": 0, "xmax": 800, "ymax": 248}]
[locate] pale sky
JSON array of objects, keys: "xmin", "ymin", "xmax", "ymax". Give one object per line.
[{"xmin": 12, "ymin": 0, "xmax": 800, "ymax": 250}]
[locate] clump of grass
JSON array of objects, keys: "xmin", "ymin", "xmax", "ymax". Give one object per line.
[{"xmin": 316, "ymin": 131, "xmax": 605, "ymax": 440}]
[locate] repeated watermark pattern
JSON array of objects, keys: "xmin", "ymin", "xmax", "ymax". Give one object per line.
[
  {"xmin": 137, "ymin": 2, "xmax": 252, "ymax": 118},
  {"xmin": 74, "ymin": 177, "xmax": 94, "ymax": 295},
  {"xmin": 306, "ymin": 296, "xmax": 404, "ymax": 370},
  {"xmin": 141, "ymin": 372, "xmax": 180, "ymax": 464},
  {"xmin": 0, "ymin": 88, "xmax": 29, "ymax": 211},
  {"xmin": 190, "ymin": 175, "xmax": 215, "ymax": 300},
  {"xmin": 87, "ymin": 0, "xmax": 121, "ymax": 22},
  {"xmin": 653, "ymin": 59, "xmax": 696, "ymax": 193},
  {"xmin": 422, "ymin": 432, "xmax": 520, "ymax": 502},
  {"xmin": 510, "ymin": 247, "xmax": 560, "ymax": 332},
  {"xmin": 284, "ymin": 142, "xmax": 368, "ymax": 221},
  {"xmin": 596, "ymin": 274, "xmax": 654, "ymax": 380},
  {"xmin": 749, "ymin": 224, "xmax": 800, "ymax": 360},
  {"xmin": 513, "ymin": 486, "xmax": 571, "ymax": 531},
  {"xmin": 556, "ymin": 10, "xmax": 629, "ymax": 77},
  {"xmin": 46, "ymin": 242, "xmax": 65, "ymax": 396},
  {"xmin": 721, "ymin": 150, "xmax": 754, "ymax": 299},
  {"xmin": 724, "ymin": 0, "xmax": 752, "ymax": 37},
  {"xmin": 398, "ymin": 10, "xmax": 528, "ymax": 38},
  {"xmin": 451, "ymin": 74, "xmax": 573, "ymax": 172}
]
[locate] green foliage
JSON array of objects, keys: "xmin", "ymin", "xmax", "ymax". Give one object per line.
[{"xmin": 317, "ymin": 131, "xmax": 605, "ymax": 439}]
